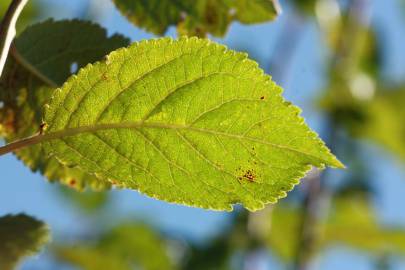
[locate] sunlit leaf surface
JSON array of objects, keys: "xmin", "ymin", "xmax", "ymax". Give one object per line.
[{"xmin": 41, "ymin": 37, "xmax": 342, "ymax": 211}]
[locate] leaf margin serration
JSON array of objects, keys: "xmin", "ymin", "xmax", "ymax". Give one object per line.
[{"xmin": 42, "ymin": 36, "xmax": 343, "ymax": 211}]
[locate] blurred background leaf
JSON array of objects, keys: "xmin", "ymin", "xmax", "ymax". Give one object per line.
[
  {"xmin": 322, "ymin": 195, "xmax": 405, "ymax": 255},
  {"xmin": 112, "ymin": 0, "xmax": 280, "ymax": 37},
  {"xmin": 0, "ymin": 214, "xmax": 50, "ymax": 270},
  {"xmin": 55, "ymin": 223, "xmax": 175, "ymax": 270}
]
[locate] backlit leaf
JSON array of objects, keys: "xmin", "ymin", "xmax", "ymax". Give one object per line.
[{"xmin": 40, "ymin": 37, "xmax": 342, "ymax": 211}]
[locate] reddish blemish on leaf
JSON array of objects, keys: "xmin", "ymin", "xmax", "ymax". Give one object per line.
[
  {"xmin": 242, "ymin": 169, "xmax": 256, "ymax": 182},
  {"xmin": 236, "ymin": 166, "xmax": 257, "ymax": 183}
]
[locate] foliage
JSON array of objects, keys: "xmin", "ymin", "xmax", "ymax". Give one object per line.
[
  {"xmin": 323, "ymin": 195, "xmax": 405, "ymax": 254},
  {"xmin": 0, "ymin": 214, "xmax": 50, "ymax": 270},
  {"xmin": 55, "ymin": 223, "xmax": 174, "ymax": 270},
  {"xmin": 59, "ymin": 187, "xmax": 110, "ymax": 214},
  {"xmin": 320, "ymin": 20, "xmax": 405, "ymax": 161},
  {"xmin": 3, "ymin": 0, "xmax": 405, "ymax": 268},
  {"xmin": 0, "ymin": 10, "xmax": 341, "ymax": 211},
  {"xmin": 337, "ymin": 87, "xmax": 405, "ymax": 161},
  {"xmin": 39, "ymin": 37, "xmax": 341, "ymax": 211},
  {"xmin": 112, "ymin": 0, "xmax": 280, "ymax": 37},
  {"xmin": 262, "ymin": 196, "xmax": 405, "ymax": 261}
]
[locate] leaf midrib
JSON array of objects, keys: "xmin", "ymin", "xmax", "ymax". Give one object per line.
[{"xmin": 26, "ymin": 121, "xmax": 331, "ymax": 164}]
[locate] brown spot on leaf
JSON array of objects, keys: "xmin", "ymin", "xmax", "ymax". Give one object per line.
[
  {"xmin": 260, "ymin": 96, "xmax": 265, "ymax": 100},
  {"xmin": 239, "ymin": 169, "xmax": 256, "ymax": 183},
  {"xmin": 69, "ymin": 179, "xmax": 76, "ymax": 186},
  {"xmin": 244, "ymin": 170, "xmax": 256, "ymax": 182}
]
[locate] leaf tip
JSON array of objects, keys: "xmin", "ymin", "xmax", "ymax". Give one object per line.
[{"xmin": 329, "ymin": 156, "xmax": 346, "ymax": 169}]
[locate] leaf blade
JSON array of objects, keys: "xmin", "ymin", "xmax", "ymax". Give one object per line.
[{"xmin": 41, "ymin": 37, "xmax": 342, "ymax": 211}]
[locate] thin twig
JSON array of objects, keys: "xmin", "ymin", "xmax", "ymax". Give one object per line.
[
  {"xmin": 0, "ymin": 133, "xmax": 44, "ymax": 156},
  {"xmin": 0, "ymin": 0, "xmax": 29, "ymax": 77}
]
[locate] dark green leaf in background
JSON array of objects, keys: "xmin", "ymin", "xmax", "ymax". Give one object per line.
[{"xmin": 0, "ymin": 214, "xmax": 50, "ymax": 270}]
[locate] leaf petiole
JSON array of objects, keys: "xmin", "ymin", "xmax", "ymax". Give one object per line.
[{"xmin": 0, "ymin": 134, "xmax": 44, "ymax": 156}]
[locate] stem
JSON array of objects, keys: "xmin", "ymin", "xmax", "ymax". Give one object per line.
[
  {"xmin": 0, "ymin": 0, "xmax": 29, "ymax": 77},
  {"xmin": 0, "ymin": 134, "xmax": 44, "ymax": 156}
]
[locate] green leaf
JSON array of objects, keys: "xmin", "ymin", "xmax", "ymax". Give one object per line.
[
  {"xmin": 13, "ymin": 19, "xmax": 130, "ymax": 86},
  {"xmin": 232, "ymin": 0, "xmax": 281, "ymax": 24},
  {"xmin": 353, "ymin": 88, "xmax": 405, "ymax": 160},
  {"xmin": 265, "ymin": 205, "xmax": 302, "ymax": 261},
  {"xmin": 55, "ymin": 247, "xmax": 131, "ymax": 270},
  {"xmin": 323, "ymin": 86, "xmax": 405, "ymax": 162},
  {"xmin": 0, "ymin": 214, "xmax": 50, "ymax": 270},
  {"xmin": 262, "ymin": 196, "xmax": 405, "ymax": 261},
  {"xmin": 55, "ymin": 223, "xmax": 174, "ymax": 270},
  {"xmin": 99, "ymin": 224, "xmax": 175, "ymax": 270},
  {"xmin": 37, "ymin": 37, "xmax": 342, "ymax": 211},
  {"xmin": 176, "ymin": 0, "xmax": 231, "ymax": 37},
  {"xmin": 0, "ymin": 20, "xmax": 129, "ymax": 190},
  {"xmin": 112, "ymin": 0, "xmax": 280, "ymax": 37},
  {"xmin": 323, "ymin": 196, "xmax": 405, "ymax": 254},
  {"xmin": 291, "ymin": 0, "xmax": 317, "ymax": 16},
  {"xmin": 59, "ymin": 187, "xmax": 110, "ymax": 213}
]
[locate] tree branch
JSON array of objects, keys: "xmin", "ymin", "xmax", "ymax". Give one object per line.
[{"xmin": 0, "ymin": 0, "xmax": 29, "ymax": 77}]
